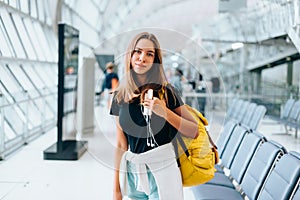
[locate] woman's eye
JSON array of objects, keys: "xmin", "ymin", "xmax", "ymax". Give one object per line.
[
  {"xmin": 134, "ymin": 49, "xmax": 141, "ymax": 54},
  {"xmin": 147, "ymin": 53, "xmax": 154, "ymax": 57}
]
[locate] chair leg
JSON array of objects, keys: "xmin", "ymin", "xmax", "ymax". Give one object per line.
[
  {"xmin": 272, "ymin": 124, "xmax": 292, "ymax": 136},
  {"xmin": 284, "ymin": 124, "xmax": 290, "ymax": 134}
]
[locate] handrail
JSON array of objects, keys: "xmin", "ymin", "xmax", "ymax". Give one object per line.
[
  {"xmin": 0, "ymin": 91, "xmax": 57, "ymax": 109},
  {"xmin": 0, "ymin": 90, "xmax": 57, "ymax": 160},
  {"xmin": 182, "ymin": 92, "xmax": 292, "ymax": 100}
]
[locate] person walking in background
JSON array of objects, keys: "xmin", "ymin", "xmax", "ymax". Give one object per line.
[
  {"xmin": 170, "ymin": 68, "xmax": 194, "ymax": 106},
  {"xmin": 110, "ymin": 32, "xmax": 198, "ymax": 200},
  {"xmin": 102, "ymin": 62, "xmax": 119, "ymax": 108},
  {"xmin": 170, "ymin": 68, "xmax": 184, "ymax": 95},
  {"xmin": 196, "ymin": 73, "xmax": 206, "ymax": 116},
  {"xmin": 211, "ymin": 77, "xmax": 220, "ymax": 110}
]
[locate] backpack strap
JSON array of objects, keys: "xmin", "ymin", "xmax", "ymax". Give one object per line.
[
  {"xmin": 176, "ymin": 134, "xmax": 190, "ymax": 157},
  {"xmin": 172, "ymin": 136, "xmax": 181, "ymax": 167},
  {"xmin": 172, "ymin": 134, "xmax": 190, "ymax": 167},
  {"xmin": 206, "ymin": 128, "xmax": 218, "ymax": 149}
]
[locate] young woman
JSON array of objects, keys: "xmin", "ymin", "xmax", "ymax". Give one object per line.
[{"xmin": 110, "ymin": 32, "xmax": 198, "ymax": 200}]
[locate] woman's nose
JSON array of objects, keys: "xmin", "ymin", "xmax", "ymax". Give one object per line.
[{"xmin": 139, "ymin": 52, "xmax": 146, "ymax": 62}]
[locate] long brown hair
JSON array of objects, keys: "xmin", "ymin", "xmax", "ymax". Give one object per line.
[{"xmin": 114, "ymin": 32, "xmax": 170, "ymax": 103}]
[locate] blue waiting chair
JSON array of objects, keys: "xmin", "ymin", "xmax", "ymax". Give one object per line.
[
  {"xmin": 216, "ymin": 120, "xmax": 238, "ymax": 159},
  {"xmin": 191, "ymin": 140, "xmax": 286, "ymax": 200},
  {"xmin": 241, "ymin": 102, "xmax": 257, "ymax": 127},
  {"xmin": 248, "ymin": 105, "xmax": 267, "ymax": 131},
  {"xmin": 216, "ymin": 125, "xmax": 249, "ymax": 173},
  {"xmin": 286, "ymin": 100, "xmax": 300, "ymax": 138},
  {"xmin": 232, "ymin": 101, "xmax": 250, "ymax": 124},
  {"xmin": 225, "ymin": 99, "xmax": 243, "ymax": 121},
  {"xmin": 225, "ymin": 98, "xmax": 239, "ymax": 119},
  {"xmin": 271, "ymin": 99, "xmax": 295, "ymax": 135},
  {"xmin": 205, "ymin": 131, "xmax": 266, "ymax": 188},
  {"xmin": 258, "ymin": 151, "xmax": 300, "ymax": 200},
  {"xmin": 292, "ymin": 184, "xmax": 300, "ymax": 200},
  {"xmin": 280, "ymin": 99, "xmax": 296, "ymax": 121}
]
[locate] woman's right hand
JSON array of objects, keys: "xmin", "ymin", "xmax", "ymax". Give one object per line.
[
  {"xmin": 150, "ymin": 97, "xmax": 167, "ymax": 118},
  {"xmin": 113, "ymin": 191, "xmax": 122, "ymax": 200}
]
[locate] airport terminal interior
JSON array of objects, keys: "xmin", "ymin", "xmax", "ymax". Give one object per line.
[{"xmin": 1, "ymin": 0, "xmax": 300, "ymax": 199}]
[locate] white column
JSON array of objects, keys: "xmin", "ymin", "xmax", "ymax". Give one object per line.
[{"xmin": 77, "ymin": 57, "xmax": 95, "ymax": 137}]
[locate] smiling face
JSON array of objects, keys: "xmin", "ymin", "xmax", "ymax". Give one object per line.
[
  {"xmin": 115, "ymin": 32, "xmax": 167, "ymax": 103},
  {"xmin": 131, "ymin": 38, "xmax": 155, "ymax": 75}
]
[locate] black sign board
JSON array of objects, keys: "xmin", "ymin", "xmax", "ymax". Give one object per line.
[{"xmin": 44, "ymin": 23, "xmax": 87, "ymax": 160}]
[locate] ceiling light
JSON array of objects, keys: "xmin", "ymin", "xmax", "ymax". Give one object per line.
[
  {"xmin": 231, "ymin": 42, "xmax": 244, "ymax": 50},
  {"xmin": 171, "ymin": 55, "xmax": 179, "ymax": 61},
  {"xmin": 172, "ymin": 62, "xmax": 179, "ymax": 68}
]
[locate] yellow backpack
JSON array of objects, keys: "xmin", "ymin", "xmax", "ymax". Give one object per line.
[{"xmin": 173, "ymin": 104, "xmax": 219, "ymax": 187}]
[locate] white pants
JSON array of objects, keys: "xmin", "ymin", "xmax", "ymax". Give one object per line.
[{"xmin": 119, "ymin": 143, "xmax": 184, "ymax": 200}]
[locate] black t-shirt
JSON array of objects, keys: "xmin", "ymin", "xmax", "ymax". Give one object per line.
[{"xmin": 110, "ymin": 86, "xmax": 184, "ymax": 153}]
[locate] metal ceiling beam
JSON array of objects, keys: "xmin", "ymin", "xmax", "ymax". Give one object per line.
[{"xmin": 197, "ymin": 0, "xmax": 295, "ymax": 44}]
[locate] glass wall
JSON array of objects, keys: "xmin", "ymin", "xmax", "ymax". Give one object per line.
[
  {"xmin": 0, "ymin": 0, "xmax": 111, "ymax": 158},
  {"xmin": 0, "ymin": 1, "xmax": 57, "ymax": 159}
]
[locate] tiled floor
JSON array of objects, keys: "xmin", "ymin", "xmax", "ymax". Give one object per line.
[{"xmin": 0, "ymin": 104, "xmax": 299, "ymax": 200}]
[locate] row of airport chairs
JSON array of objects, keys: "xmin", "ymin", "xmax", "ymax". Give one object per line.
[
  {"xmin": 269, "ymin": 98, "xmax": 300, "ymax": 138},
  {"xmin": 192, "ymin": 122, "xmax": 300, "ymax": 200},
  {"xmin": 225, "ymin": 98, "xmax": 267, "ymax": 131}
]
